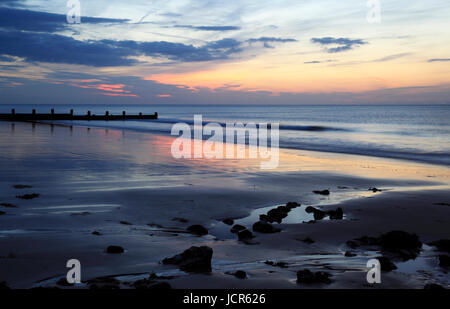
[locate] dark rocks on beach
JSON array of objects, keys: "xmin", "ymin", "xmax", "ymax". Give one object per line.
[
  {"xmin": 438, "ymin": 255, "xmax": 450, "ymax": 268},
  {"xmin": 187, "ymin": 224, "xmax": 208, "ymax": 236},
  {"xmin": 285, "ymin": 202, "xmax": 300, "ymax": 209},
  {"xmin": 16, "ymin": 193, "xmax": 40, "ymax": 200},
  {"xmin": 369, "ymin": 187, "xmax": 382, "ymax": 192},
  {"xmin": 162, "ymin": 246, "xmax": 213, "ymax": 273},
  {"xmin": 252, "ymin": 220, "xmax": 281, "ymax": 233},
  {"xmin": 428, "ymin": 239, "xmax": 450, "ymax": 253},
  {"xmin": 92, "ymin": 231, "xmax": 102, "ymax": 236},
  {"xmin": 379, "ymin": 230, "xmax": 422, "ymax": 260},
  {"xmin": 296, "ymin": 269, "xmax": 332, "ymax": 284},
  {"xmin": 265, "ymin": 260, "xmax": 288, "ymax": 268},
  {"xmin": 13, "ymin": 184, "xmax": 32, "ymax": 189},
  {"xmin": 71, "ymin": 211, "xmax": 91, "ymax": 217},
  {"xmin": 377, "ymin": 256, "xmax": 397, "ymax": 272},
  {"xmin": 232, "ymin": 270, "xmax": 247, "ymax": 279},
  {"xmin": 238, "ymin": 229, "xmax": 254, "ymax": 241},
  {"xmin": 344, "ymin": 251, "xmax": 357, "ymax": 257},
  {"xmin": 230, "ymin": 224, "xmax": 246, "ymax": 234},
  {"xmin": 313, "ymin": 189, "xmax": 330, "ymax": 196},
  {"xmin": 0, "ymin": 211, "xmax": 5, "ymax": 216},
  {"xmin": 266, "ymin": 206, "xmax": 289, "ymax": 223},
  {"xmin": 106, "ymin": 245, "xmax": 124, "ymax": 254},
  {"xmin": 302, "ymin": 237, "xmax": 315, "ymax": 244},
  {"xmin": 119, "ymin": 221, "xmax": 133, "ymax": 225},
  {"xmin": 347, "ymin": 231, "xmax": 422, "ymax": 261},
  {"xmin": 0, "ymin": 281, "xmax": 10, "ymax": 289},
  {"xmin": 327, "ymin": 207, "xmax": 343, "ymax": 220},
  {"xmin": 0, "ymin": 203, "xmax": 18, "ymax": 208},
  {"xmin": 222, "ymin": 218, "xmax": 234, "ymax": 225},
  {"xmin": 305, "ymin": 206, "xmax": 326, "ymax": 220}
]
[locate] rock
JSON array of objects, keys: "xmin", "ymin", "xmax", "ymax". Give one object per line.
[
  {"xmin": 0, "ymin": 281, "xmax": 10, "ymax": 289},
  {"xmin": 13, "ymin": 184, "xmax": 32, "ymax": 189},
  {"xmin": 106, "ymin": 245, "xmax": 124, "ymax": 254},
  {"xmin": 222, "ymin": 218, "xmax": 234, "ymax": 225},
  {"xmin": 313, "ymin": 190, "xmax": 330, "ymax": 196},
  {"xmin": 346, "ymin": 240, "xmax": 359, "ymax": 249},
  {"xmin": 16, "ymin": 193, "xmax": 40, "ymax": 200},
  {"xmin": 327, "ymin": 207, "xmax": 343, "ymax": 220},
  {"xmin": 119, "ymin": 221, "xmax": 132, "ymax": 225},
  {"xmin": 266, "ymin": 206, "xmax": 289, "ymax": 223},
  {"xmin": 379, "ymin": 230, "xmax": 422, "ymax": 260},
  {"xmin": 377, "ymin": 256, "xmax": 397, "ymax": 272},
  {"xmin": 296, "ymin": 269, "xmax": 332, "ymax": 284},
  {"xmin": 0, "ymin": 211, "xmax": 5, "ymax": 216},
  {"xmin": 0, "ymin": 203, "xmax": 18, "ymax": 208},
  {"xmin": 369, "ymin": 187, "xmax": 382, "ymax": 192},
  {"xmin": 252, "ymin": 221, "xmax": 281, "ymax": 233},
  {"xmin": 285, "ymin": 202, "xmax": 300, "ymax": 209},
  {"xmin": 259, "ymin": 214, "xmax": 269, "ymax": 222},
  {"xmin": 344, "ymin": 251, "xmax": 357, "ymax": 257},
  {"xmin": 429, "ymin": 239, "xmax": 450, "ymax": 253},
  {"xmin": 238, "ymin": 229, "xmax": 254, "ymax": 241},
  {"xmin": 230, "ymin": 224, "xmax": 247, "ymax": 234},
  {"xmin": 424, "ymin": 283, "xmax": 446, "ymax": 290},
  {"xmin": 305, "ymin": 206, "xmax": 326, "ymax": 220},
  {"xmin": 302, "ymin": 237, "xmax": 315, "ymax": 244},
  {"xmin": 92, "ymin": 231, "xmax": 102, "ymax": 236},
  {"xmin": 187, "ymin": 224, "xmax": 208, "ymax": 236},
  {"xmin": 172, "ymin": 217, "xmax": 189, "ymax": 223},
  {"xmin": 264, "ymin": 260, "xmax": 288, "ymax": 268},
  {"xmin": 162, "ymin": 246, "xmax": 213, "ymax": 273},
  {"xmin": 71, "ymin": 211, "xmax": 90, "ymax": 216},
  {"xmin": 438, "ymin": 255, "xmax": 450, "ymax": 268},
  {"xmin": 233, "ymin": 270, "xmax": 247, "ymax": 279}
]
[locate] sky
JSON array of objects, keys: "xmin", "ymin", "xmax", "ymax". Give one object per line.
[{"xmin": 0, "ymin": 0, "xmax": 449, "ymax": 105}]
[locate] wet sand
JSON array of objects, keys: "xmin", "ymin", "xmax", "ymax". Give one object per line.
[{"xmin": 0, "ymin": 122, "xmax": 449, "ymax": 289}]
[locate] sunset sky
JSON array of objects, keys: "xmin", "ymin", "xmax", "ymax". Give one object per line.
[{"xmin": 0, "ymin": 0, "xmax": 449, "ymax": 104}]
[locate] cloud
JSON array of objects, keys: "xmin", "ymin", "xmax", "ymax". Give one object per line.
[
  {"xmin": 174, "ymin": 25, "xmax": 241, "ymax": 31},
  {"xmin": 311, "ymin": 37, "xmax": 367, "ymax": 53},
  {"xmin": 372, "ymin": 53, "xmax": 410, "ymax": 62},
  {"xmin": 247, "ymin": 37, "xmax": 297, "ymax": 48},
  {"xmin": 0, "ymin": 7, "xmax": 128, "ymax": 33},
  {"xmin": 0, "ymin": 30, "xmax": 244, "ymax": 66},
  {"xmin": 304, "ymin": 59, "xmax": 334, "ymax": 64},
  {"xmin": 428, "ymin": 58, "xmax": 450, "ymax": 62}
]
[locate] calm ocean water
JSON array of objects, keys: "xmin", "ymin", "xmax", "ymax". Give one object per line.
[{"xmin": 1, "ymin": 104, "xmax": 449, "ymax": 166}]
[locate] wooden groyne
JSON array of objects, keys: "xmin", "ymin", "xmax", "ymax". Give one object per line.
[{"xmin": 0, "ymin": 109, "xmax": 158, "ymax": 121}]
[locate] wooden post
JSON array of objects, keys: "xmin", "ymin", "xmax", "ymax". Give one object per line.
[
  {"xmin": 51, "ymin": 108, "xmax": 54, "ymax": 115},
  {"xmin": 11, "ymin": 108, "xmax": 15, "ymax": 115},
  {"xmin": 70, "ymin": 109, "xmax": 73, "ymax": 116},
  {"xmin": 122, "ymin": 111, "xmax": 126, "ymax": 118},
  {"xmin": 87, "ymin": 111, "xmax": 91, "ymax": 118},
  {"xmin": 32, "ymin": 109, "xmax": 36, "ymax": 115},
  {"xmin": 139, "ymin": 112, "xmax": 142, "ymax": 119}
]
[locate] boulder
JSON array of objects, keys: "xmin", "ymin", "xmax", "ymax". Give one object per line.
[
  {"xmin": 222, "ymin": 218, "xmax": 234, "ymax": 226},
  {"xmin": 285, "ymin": 202, "xmax": 300, "ymax": 210},
  {"xmin": 187, "ymin": 224, "xmax": 208, "ymax": 236},
  {"xmin": 0, "ymin": 211, "xmax": 5, "ymax": 216},
  {"xmin": 238, "ymin": 229, "xmax": 254, "ymax": 241},
  {"xmin": 312, "ymin": 190, "xmax": 330, "ymax": 196},
  {"xmin": 252, "ymin": 221, "xmax": 281, "ymax": 233},
  {"xmin": 327, "ymin": 207, "xmax": 343, "ymax": 220},
  {"xmin": 429, "ymin": 239, "xmax": 450, "ymax": 253},
  {"xmin": 16, "ymin": 193, "xmax": 40, "ymax": 200},
  {"xmin": 296, "ymin": 269, "xmax": 332, "ymax": 284},
  {"xmin": 106, "ymin": 245, "xmax": 124, "ymax": 254},
  {"xmin": 162, "ymin": 246, "xmax": 213, "ymax": 273},
  {"xmin": 233, "ymin": 270, "xmax": 247, "ymax": 279},
  {"xmin": 230, "ymin": 224, "xmax": 246, "ymax": 234},
  {"xmin": 344, "ymin": 251, "xmax": 357, "ymax": 257},
  {"xmin": 377, "ymin": 256, "xmax": 397, "ymax": 272}
]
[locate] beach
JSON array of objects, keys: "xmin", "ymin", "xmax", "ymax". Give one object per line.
[{"xmin": 0, "ymin": 120, "xmax": 449, "ymax": 289}]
